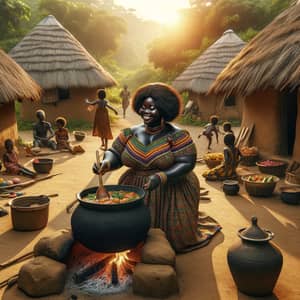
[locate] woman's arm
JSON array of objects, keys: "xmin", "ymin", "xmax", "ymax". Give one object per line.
[{"xmin": 144, "ymin": 155, "xmax": 196, "ymax": 190}]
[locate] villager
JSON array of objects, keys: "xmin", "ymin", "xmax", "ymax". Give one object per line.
[
  {"xmin": 86, "ymin": 89, "xmax": 118, "ymax": 151},
  {"xmin": 3, "ymin": 139, "xmax": 36, "ymax": 178},
  {"xmin": 93, "ymin": 82, "xmax": 221, "ymax": 253},
  {"xmin": 198, "ymin": 115, "xmax": 220, "ymax": 150},
  {"xmin": 54, "ymin": 117, "xmax": 73, "ymax": 153},
  {"xmin": 33, "ymin": 110, "xmax": 57, "ymax": 150},
  {"xmin": 222, "ymin": 121, "xmax": 234, "ymax": 135},
  {"xmin": 202, "ymin": 133, "xmax": 241, "ymax": 181},
  {"xmin": 119, "ymin": 85, "xmax": 131, "ymax": 118}
]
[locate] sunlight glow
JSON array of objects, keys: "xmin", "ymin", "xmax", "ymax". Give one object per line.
[{"xmin": 115, "ymin": 0, "xmax": 190, "ymax": 24}]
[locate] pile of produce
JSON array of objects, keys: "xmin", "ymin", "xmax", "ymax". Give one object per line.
[
  {"xmin": 240, "ymin": 146, "xmax": 258, "ymax": 156},
  {"xmin": 204, "ymin": 153, "xmax": 224, "ymax": 161},
  {"xmin": 83, "ymin": 190, "xmax": 140, "ymax": 204},
  {"xmin": 0, "ymin": 177, "xmax": 21, "ymax": 187},
  {"xmin": 244, "ymin": 175, "xmax": 274, "ymax": 183},
  {"xmin": 258, "ymin": 160, "xmax": 285, "ymax": 167}
]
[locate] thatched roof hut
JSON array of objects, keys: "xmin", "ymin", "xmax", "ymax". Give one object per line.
[
  {"xmin": 0, "ymin": 49, "xmax": 40, "ymax": 103},
  {"xmin": 210, "ymin": 4, "xmax": 300, "ymax": 160},
  {"xmin": 9, "ymin": 15, "xmax": 117, "ymax": 122},
  {"xmin": 210, "ymin": 5, "xmax": 300, "ymax": 97},
  {"xmin": 172, "ymin": 29, "xmax": 245, "ymax": 121},
  {"xmin": 173, "ymin": 29, "xmax": 245, "ymax": 94},
  {"xmin": 0, "ymin": 48, "xmax": 40, "ymax": 155}
]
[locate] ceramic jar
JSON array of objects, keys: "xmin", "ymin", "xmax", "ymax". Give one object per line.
[
  {"xmin": 227, "ymin": 216, "xmax": 283, "ymax": 296},
  {"xmin": 223, "ymin": 180, "xmax": 240, "ymax": 195}
]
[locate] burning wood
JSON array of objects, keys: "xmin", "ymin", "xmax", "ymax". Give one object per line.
[
  {"xmin": 111, "ymin": 262, "xmax": 119, "ymax": 285},
  {"xmin": 73, "ymin": 256, "xmax": 113, "ymax": 284}
]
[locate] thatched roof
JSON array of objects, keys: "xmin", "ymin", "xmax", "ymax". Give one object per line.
[
  {"xmin": 0, "ymin": 48, "xmax": 40, "ymax": 104},
  {"xmin": 9, "ymin": 15, "xmax": 117, "ymax": 90},
  {"xmin": 172, "ymin": 29, "xmax": 245, "ymax": 94},
  {"xmin": 210, "ymin": 4, "xmax": 300, "ymax": 97}
]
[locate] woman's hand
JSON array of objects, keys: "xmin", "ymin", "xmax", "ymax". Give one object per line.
[
  {"xmin": 92, "ymin": 160, "xmax": 110, "ymax": 175},
  {"xmin": 143, "ymin": 174, "xmax": 161, "ymax": 191}
]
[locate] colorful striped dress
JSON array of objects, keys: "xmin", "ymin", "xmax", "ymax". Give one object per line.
[{"xmin": 111, "ymin": 127, "xmax": 221, "ymax": 253}]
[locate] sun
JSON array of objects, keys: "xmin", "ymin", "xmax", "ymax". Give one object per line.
[{"xmin": 153, "ymin": 11, "xmax": 180, "ymax": 25}]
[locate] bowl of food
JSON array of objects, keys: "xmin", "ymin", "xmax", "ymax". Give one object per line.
[
  {"xmin": 242, "ymin": 174, "xmax": 280, "ymax": 197},
  {"xmin": 240, "ymin": 146, "xmax": 259, "ymax": 166},
  {"xmin": 256, "ymin": 160, "xmax": 287, "ymax": 178},
  {"xmin": 74, "ymin": 131, "xmax": 86, "ymax": 142},
  {"xmin": 204, "ymin": 152, "xmax": 224, "ymax": 169},
  {"xmin": 32, "ymin": 158, "xmax": 53, "ymax": 174},
  {"xmin": 280, "ymin": 186, "xmax": 300, "ymax": 205}
]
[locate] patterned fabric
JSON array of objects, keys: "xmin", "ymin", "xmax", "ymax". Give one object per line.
[
  {"xmin": 3, "ymin": 151, "xmax": 20, "ymax": 174},
  {"xmin": 55, "ymin": 128, "xmax": 69, "ymax": 149},
  {"xmin": 112, "ymin": 127, "xmax": 221, "ymax": 253}
]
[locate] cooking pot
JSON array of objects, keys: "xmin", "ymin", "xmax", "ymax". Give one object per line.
[{"xmin": 71, "ymin": 185, "xmax": 151, "ymax": 253}]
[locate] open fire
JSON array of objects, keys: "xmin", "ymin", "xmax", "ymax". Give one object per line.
[{"xmin": 66, "ymin": 241, "xmax": 143, "ymax": 296}]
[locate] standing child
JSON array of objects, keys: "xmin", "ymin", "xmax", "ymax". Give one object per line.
[
  {"xmin": 86, "ymin": 89, "xmax": 118, "ymax": 151},
  {"xmin": 198, "ymin": 115, "xmax": 220, "ymax": 150},
  {"xmin": 3, "ymin": 139, "xmax": 36, "ymax": 178},
  {"xmin": 222, "ymin": 121, "xmax": 234, "ymax": 135},
  {"xmin": 119, "ymin": 85, "xmax": 130, "ymax": 118}
]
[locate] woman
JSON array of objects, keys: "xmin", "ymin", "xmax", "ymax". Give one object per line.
[
  {"xmin": 94, "ymin": 83, "xmax": 221, "ymax": 253},
  {"xmin": 86, "ymin": 89, "xmax": 118, "ymax": 150},
  {"xmin": 203, "ymin": 133, "xmax": 241, "ymax": 181}
]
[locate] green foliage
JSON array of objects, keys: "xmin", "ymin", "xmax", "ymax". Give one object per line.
[{"xmin": 178, "ymin": 114, "xmax": 241, "ymax": 127}]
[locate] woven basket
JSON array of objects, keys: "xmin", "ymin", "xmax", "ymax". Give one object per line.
[
  {"xmin": 240, "ymin": 154, "xmax": 259, "ymax": 166},
  {"xmin": 285, "ymin": 172, "xmax": 300, "ymax": 185},
  {"xmin": 242, "ymin": 175, "xmax": 279, "ymax": 197},
  {"xmin": 205, "ymin": 159, "xmax": 222, "ymax": 169}
]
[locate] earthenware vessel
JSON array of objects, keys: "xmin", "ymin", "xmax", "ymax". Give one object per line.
[
  {"xmin": 227, "ymin": 216, "xmax": 283, "ymax": 296},
  {"xmin": 71, "ymin": 185, "xmax": 151, "ymax": 253},
  {"xmin": 223, "ymin": 180, "xmax": 240, "ymax": 195}
]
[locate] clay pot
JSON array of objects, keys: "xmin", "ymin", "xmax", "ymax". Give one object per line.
[
  {"xmin": 223, "ymin": 180, "xmax": 240, "ymax": 195},
  {"xmin": 71, "ymin": 185, "xmax": 151, "ymax": 253},
  {"xmin": 227, "ymin": 216, "xmax": 283, "ymax": 297}
]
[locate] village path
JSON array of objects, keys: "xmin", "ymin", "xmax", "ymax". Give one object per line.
[{"xmin": 1, "ymin": 106, "xmax": 300, "ymax": 300}]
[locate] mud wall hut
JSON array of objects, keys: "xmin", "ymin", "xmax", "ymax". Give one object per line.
[
  {"xmin": 210, "ymin": 3, "xmax": 300, "ymax": 161},
  {"xmin": 0, "ymin": 49, "xmax": 40, "ymax": 156},
  {"xmin": 172, "ymin": 29, "xmax": 245, "ymax": 122},
  {"xmin": 9, "ymin": 15, "xmax": 117, "ymax": 123}
]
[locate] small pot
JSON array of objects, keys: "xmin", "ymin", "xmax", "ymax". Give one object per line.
[
  {"xmin": 10, "ymin": 196, "xmax": 50, "ymax": 231},
  {"xmin": 280, "ymin": 186, "xmax": 300, "ymax": 205},
  {"xmin": 223, "ymin": 180, "xmax": 240, "ymax": 195},
  {"xmin": 32, "ymin": 158, "xmax": 53, "ymax": 174}
]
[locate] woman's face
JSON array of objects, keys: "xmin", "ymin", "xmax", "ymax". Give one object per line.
[{"xmin": 139, "ymin": 97, "xmax": 161, "ymax": 126}]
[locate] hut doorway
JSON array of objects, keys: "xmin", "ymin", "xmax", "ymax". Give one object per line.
[{"xmin": 279, "ymin": 89, "xmax": 298, "ymax": 156}]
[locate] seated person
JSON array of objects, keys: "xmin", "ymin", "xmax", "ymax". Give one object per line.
[
  {"xmin": 33, "ymin": 110, "xmax": 57, "ymax": 150},
  {"xmin": 55, "ymin": 117, "xmax": 72, "ymax": 152},
  {"xmin": 3, "ymin": 139, "xmax": 36, "ymax": 178},
  {"xmin": 202, "ymin": 133, "xmax": 241, "ymax": 181}
]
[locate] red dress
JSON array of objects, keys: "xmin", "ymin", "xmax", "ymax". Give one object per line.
[
  {"xmin": 3, "ymin": 151, "xmax": 20, "ymax": 174},
  {"xmin": 92, "ymin": 99, "xmax": 113, "ymax": 139}
]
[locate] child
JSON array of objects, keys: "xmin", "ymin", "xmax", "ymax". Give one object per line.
[
  {"xmin": 202, "ymin": 133, "xmax": 241, "ymax": 181},
  {"xmin": 3, "ymin": 139, "xmax": 36, "ymax": 178},
  {"xmin": 222, "ymin": 121, "xmax": 234, "ymax": 135},
  {"xmin": 54, "ymin": 117, "xmax": 72, "ymax": 152},
  {"xmin": 33, "ymin": 110, "xmax": 57, "ymax": 150},
  {"xmin": 86, "ymin": 89, "xmax": 118, "ymax": 151},
  {"xmin": 198, "ymin": 115, "xmax": 220, "ymax": 150}
]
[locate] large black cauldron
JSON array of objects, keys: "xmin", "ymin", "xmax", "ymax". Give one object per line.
[{"xmin": 71, "ymin": 185, "xmax": 151, "ymax": 253}]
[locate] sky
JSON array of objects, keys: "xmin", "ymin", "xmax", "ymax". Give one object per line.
[{"xmin": 114, "ymin": 0, "xmax": 191, "ymax": 24}]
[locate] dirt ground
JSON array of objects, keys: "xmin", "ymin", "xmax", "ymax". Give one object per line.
[{"xmin": 0, "ymin": 106, "xmax": 299, "ymax": 300}]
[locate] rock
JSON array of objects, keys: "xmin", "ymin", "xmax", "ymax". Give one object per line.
[
  {"xmin": 18, "ymin": 256, "xmax": 67, "ymax": 297},
  {"xmin": 133, "ymin": 263, "xmax": 178, "ymax": 298},
  {"xmin": 142, "ymin": 228, "xmax": 176, "ymax": 266},
  {"xmin": 34, "ymin": 229, "xmax": 74, "ymax": 262}
]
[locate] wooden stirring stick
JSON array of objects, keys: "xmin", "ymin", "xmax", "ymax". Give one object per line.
[{"xmin": 95, "ymin": 150, "xmax": 110, "ymax": 200}]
